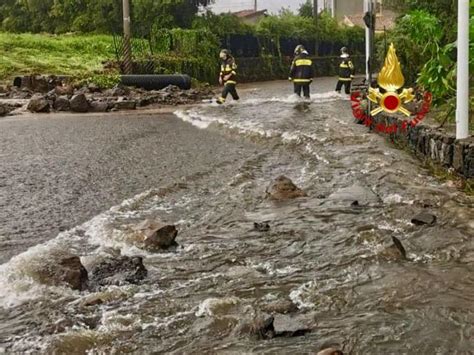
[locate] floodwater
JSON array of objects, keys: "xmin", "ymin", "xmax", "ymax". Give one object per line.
[{"xmin": 0, "ymin": 79, "xmax": 473, "ymax": 353}]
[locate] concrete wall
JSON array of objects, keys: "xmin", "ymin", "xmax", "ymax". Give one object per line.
[{"xmin": 371, "ymin": 114, "xmax": 474, "ymax": 179}]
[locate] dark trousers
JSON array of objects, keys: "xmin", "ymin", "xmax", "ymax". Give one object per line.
[
  {"xmin": 294, "ymin": 83, "xmax": 310, "ymax": 98},
  {"xmin": 336, "ymin": 80, "xmax": 352, "ymax": 94},
  {"xmin": 219, "ymin": 83, "xmax": 239, "ymax": 103}
]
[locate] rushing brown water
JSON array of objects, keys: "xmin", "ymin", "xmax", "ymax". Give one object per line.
[{"xmin": 1, "ymin": 79, "xmax": 473, "ymax": 353}]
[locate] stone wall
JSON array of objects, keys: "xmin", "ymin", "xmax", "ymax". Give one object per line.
[{"xmin": 372, "ymin": 114, "xmax": 474, "ymax": 179}]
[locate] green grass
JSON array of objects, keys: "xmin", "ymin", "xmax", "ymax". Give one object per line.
[{"xmin": 0, "ymin": 32, "xmax": 116, "ymax": 81}]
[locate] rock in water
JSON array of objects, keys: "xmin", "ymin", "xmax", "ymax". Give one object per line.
[
  {"xmin": 411, "ymin": 212, "xmax": 437, "ymax": 226},
  {"xmin": 89, "ymin": 256, "xmax": 147, "ymax": 287},
  {"xmin": 391, "ymin": 236, "xmax": 407, "ymax": 259},
  {"xmin": 53, "ymin": 96, "xmax": 70, "ymax": 111},
  {"xmin": 266, "ymin": 176, "xmax": 307, "ymax": 200},
  {"xmin": 132, "ymin": 219, "xmax": 178, "ymax": 251},
  {"xmin": 317, "ymin": 349, "xmax": 344, "ymax": 355},
  {"xmin": 27, "ymin": 95, "xmax": 50, "ymax": 113},
  {"xmin": 254, "ymin": 222, "xmax": 270, "ymax": 232},
  {"xmin": 35, "ymin": 253, "xmax": 88, "ymax": 290},
  {"xmin": 251, "ymin": 316, "xmax": 276, "ymax": 339},
  {"xmin": 70, "ymin": 94, "xmax": 89, "ymax": 112},
  {"xmin": 251, "ymin": 314, "xmax": 312, "ymax": 339}
]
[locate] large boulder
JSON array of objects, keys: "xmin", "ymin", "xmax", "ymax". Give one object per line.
[
  {"xmin": 70, "ymin": 94, "xmax": 89, "ymax": 113},
  {"xmin": 53, "ymin": 96, "xmax": 70, "ymax": 111},
  {"xmin": 266, "ymin": 176, "xmax": 307, "ymax": 200},
  {"xmin": 34, "ymin": 253, "xmax": 88, "ymax": 290},
  {"xmin": 27, "ymin": 95, "xmax": 50, "ymax": 113},
  {"xmin": 89, "ymin": 101, "xmax": 109, "ymax": 113},
  {"xmin": 130, "ymin": 219, "xmax": 178, "ymax": 251},
  {"xmin": 88, "ymin": 256, "xmax": 147, "ymax": 287}
]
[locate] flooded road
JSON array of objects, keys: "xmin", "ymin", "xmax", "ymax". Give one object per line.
[{"xmin": 1, "ymin": 78, "xmax": 473, "ymax": 353}]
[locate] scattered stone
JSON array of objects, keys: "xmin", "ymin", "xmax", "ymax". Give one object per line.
[
  {"xmin": 89, "ymin": 256, "xmax": 147, "ymax": 287},
  {"xmin": 254, "ymin": 222, "xmax": 270, "ymax": 232},
  {"xmin": 55, "ymin": 85, "xmax": 74, "ymax": 96},
  {"xmin": 87, "ymin": 83, "xmax": 101, "ymax": 93},
  {"xmin": 35, "ymin": 253, "xmax": 88, "ymax": 290},
  {"xmin": 53, "ymin": 96, "xmax": 70, "ymax": 111},
  {"xmin": 266, "ymin": 176, "xmax": 307, "ymax": 200},
  {"xmin": 411, "ymin": 212, "xmax": 437, "ymax": 226},
  {"xmin": 27, "ymin": 95, "xmax": 50, "ymax": 113},
  {"xmin": 89, "ymin": 101, "xmax": 109, "ymax": 113},
  {"xmin": 131, "ymin": 219, "xmax": 178, "ymax": 251},
  {"xmin": 0, "ymin": 103, "xmax": 8, "ymax": 116},
  {"xmin": 380, "ymin": 237, "xmax": 407, "ymax": 261},
  {"xmin": 110, "ymin": 85, "xmax": 131, "ymax": 97},
  {"xmin": 114, "ymin": 100, "xmax": 137, "ymax": 110},
  {"xmin": 350, "ymin": 200, "xmax": 359, "ymax": 207},
  {"xmin": 70, "ymin": 94, "xmax": 89, "ymax": 113}
]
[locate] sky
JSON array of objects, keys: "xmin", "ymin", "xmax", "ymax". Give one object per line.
[{"xmin": 210, "ymin": 0, "xmax": 307, "ymax": 14}]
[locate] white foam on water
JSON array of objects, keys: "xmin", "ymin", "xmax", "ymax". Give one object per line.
[
  {"xmin": 289, "ymin": 281, "xmax": 316, "ymax": 310},
  {"xmin": 0, "ymin": 184, "xmax": 198, "ymax": 308},
  {"xmin": 195, "ymin": 297, "xmax": 240, "ymax": 317}
]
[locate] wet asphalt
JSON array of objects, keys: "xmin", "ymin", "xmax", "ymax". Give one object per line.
[{"xmin": 0, "ymin": 111, "xmax": 256, "ymax": 263}]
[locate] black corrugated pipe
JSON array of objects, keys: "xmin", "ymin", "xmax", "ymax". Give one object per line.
[{"xmin": 121, "ymin": 75, "xmax": 192, "ymax": 91}]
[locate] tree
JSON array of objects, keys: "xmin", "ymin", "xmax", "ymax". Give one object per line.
[
  {"xmin": 298, "ymin": 0, "xmax": 313, "ymax": 18},
  {"xmin": 0, "ymin": 0, "xmax": 215, "ymax": 34}
]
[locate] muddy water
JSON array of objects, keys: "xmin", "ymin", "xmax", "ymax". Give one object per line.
[{"xmin": 1, "ymin": 78, "xmax": 473, "ymax": 353}]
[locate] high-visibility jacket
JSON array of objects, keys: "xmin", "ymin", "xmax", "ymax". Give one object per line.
[
  {"xmin": 289, "ymin": 53, "xmax": 314, "ymax": 83},
  {"xmin": 220, "ymin": 57, "xmax": 238, "ymax": 85},
  {"xmin": 338, "ymin": 54, "xmax": 355, "ymax": 81}
]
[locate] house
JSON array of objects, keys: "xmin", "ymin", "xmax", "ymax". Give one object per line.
[
  {"xmin": 232, "ymin": 9, "xmax": 268, "ymax": 25},
  {"xmin": 327, "ymin": 0, "xmax": 396, "ymax": 31}
]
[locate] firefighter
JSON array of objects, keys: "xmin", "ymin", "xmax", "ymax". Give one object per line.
[
  {"xmin": 217, "ymin": 49, "xmax": 239, "ymax": 104},
  {"xmin": 335, "ymin": 47, "xmax": 355, "ymax": 95},
  {"xmin": 289, "ymin": 45, "xmax": 314, "ymax": 99}
]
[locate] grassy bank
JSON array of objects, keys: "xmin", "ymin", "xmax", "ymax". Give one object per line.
[{"xmin": 0, "ymin": 33, "xmax": 115, "ymax": 81}]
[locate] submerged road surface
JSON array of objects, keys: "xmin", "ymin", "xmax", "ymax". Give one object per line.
[{"xmin": 1, "ymin": 78, "xmax": 473, "ymax": 353}]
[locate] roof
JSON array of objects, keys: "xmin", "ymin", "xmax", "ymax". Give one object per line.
[
  {"xmin": 342, "ymin": 10, "xmax": 397, "ymax": 31},
  {"xmin": 233, "ymin": 9, "xmax": 268, "ymax": 18}
]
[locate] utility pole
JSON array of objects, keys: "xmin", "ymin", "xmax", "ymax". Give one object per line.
[
  {"xmin": 456, "ymin": 0, "xmax": 469, "ymax": 139},
  {"xmin": 313, "ymin": 0, "xmax": 318, "ymax": 19},
  {"xmin": 364, "ymin": 0, "xmax": 370, "ymax": 81},
  {"xmin": 122, "ymin": 0, "xmax": 132, "ymax": 74},
  {"xmin": 254, "ymin": 0, "xmax": 257, "ymax": 12}
]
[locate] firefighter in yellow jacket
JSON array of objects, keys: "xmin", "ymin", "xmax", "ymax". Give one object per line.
[
  {"xmin": 335, "ymin": 47, "xmax": 355, "ymax": 94},
  {"xmin": 289, "ymin": 45, "xmax": 314, "ymax": 99},
  {"xmin": 217, "ymin": 49, "xmax": 240, "ymax": 104}
]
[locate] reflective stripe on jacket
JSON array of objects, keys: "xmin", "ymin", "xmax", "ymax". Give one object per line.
[
  {"xmin": 289, "ymin": 54, "xmax": 314, "ymax": 83},
  {"xmin": 338, "ymin": 55, "xmax": 355, "ymax": 81},
  {"xmin": 220, "ymin": 57, "xmax": 238, "ymax": 84}
]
